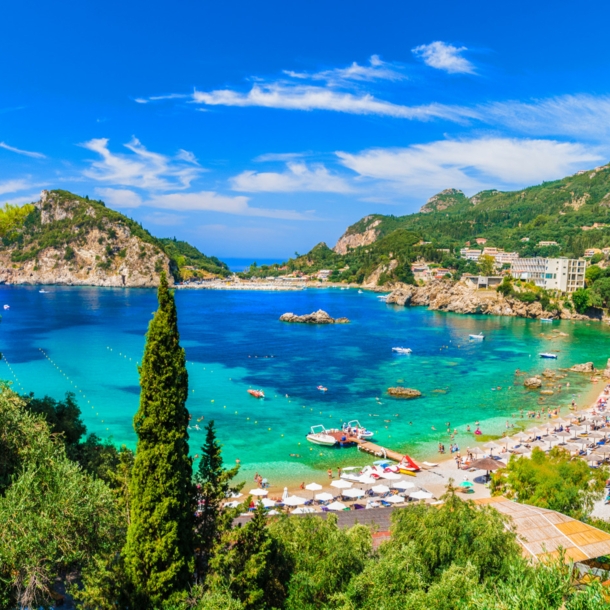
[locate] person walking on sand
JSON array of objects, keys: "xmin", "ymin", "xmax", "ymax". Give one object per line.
[
  {"xmin": 337, "ymin": 467, "xmax": 342, "ymax": 478},
  {"xmin": 327, "ymin": 468, "xmax": 333, "ymax": 480}
]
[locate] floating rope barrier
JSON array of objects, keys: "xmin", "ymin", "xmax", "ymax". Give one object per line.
[{"xmin": 2, "ymin": 353, "xmax": 26, "ymax": 393}]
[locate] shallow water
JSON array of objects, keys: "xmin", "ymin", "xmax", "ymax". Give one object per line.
[{"xmin": 1, "ymin": 285, "xmax": 607, "ymax": 485}]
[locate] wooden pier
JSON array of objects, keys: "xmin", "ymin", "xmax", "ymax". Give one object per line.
[{"xmin": 327, "ymin": 431, "xmax": 406, "ymax": 463}]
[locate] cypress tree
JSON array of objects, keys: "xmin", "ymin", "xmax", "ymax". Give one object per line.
[
  {"xmin": 195, "ymin": 420, "xmax": 242, "ymax": 580},
  {"xmin": 123, "ymin": 272, "xmax": 194, "ymax": 605}
]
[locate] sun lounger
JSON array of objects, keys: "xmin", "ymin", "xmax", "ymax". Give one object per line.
[{"xmin": 422, "ymin": 461, "xmax": 439, "ymax": 468}]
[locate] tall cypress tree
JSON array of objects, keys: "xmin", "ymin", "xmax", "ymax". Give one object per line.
[
  {"xmin": 123, "ymin": 272, "xmax": 194, "ymax": 605},
  {"xmin": 195, "ymin": 420, "xmax": 242, "ymax": 581}
]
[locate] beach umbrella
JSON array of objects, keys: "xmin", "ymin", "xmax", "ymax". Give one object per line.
[
  {"xmin": 249, "ymin": 488, "xmax": 268, "ymax": 496},
  {"xmin": 484, "ymin": 441, "xmax": 501, "ymax": 453},
  {"xmin": 331, "ymin": 479, "xmax": 353, "ymax": 489},
  {"xmin": 315, "ymin": 492, "xmax": 334, "ymax": 502},
  {"xmin": 326, "ymin": 501, "xmax": 348, "ymax": 511},
  {"xmin": 377, "ymin": 471, "xmax": 401, "ymax": 480},
  {"xmin": 528, "ymin": 427, "xmax": 544, "ymax": 438},
  {"xmin": 371, "ymin": 484, "xmax": 390, "ymax": 494},
  {"xmin": 283, "ymin": 495, "xmax": 307, "ymax": 507},
  {"xmin": 282, "ymin": 487, "xmax": 289, "ymax": 501},
  {"xmin": 470, "ymin": 446, "xmax": 485, "ymax": 456},
  {"xmin": 384, "ymin": 494, "xmax": 406, "ymax": 504},
  {"xmin": 470, "ymin": 458, "xmax": 506, "ymax": 472},
  {"xmin": 357, "ymin": 475, "xmax": 377, "ymax": 485},
  {"xmin": 554, "ymin": 430, "xmax": 572, "ymax": 444},
  {"xmin": 513, "ymin": 431, "xmax": 529, "ymax": 442},
  {"xmin": 459, "ymin": 481, "xmax": 474, "ymax": 487},
  {"xmin": 342, "ymin": 488, "xmax": 365, "ymax": 498},
  {"xmin": 305, "ymin": 482, "xmax": 323, "ymax": 491},
  {"xmin": 497, "ymin": 436, "xmax": 513, "ymax": 451},
  {"xmin": 588, "ymin": 431, "xmax": 606, "ymax": 440},
  {"xmin": 259, "ymin": 498, "xmax": 276, "ymax": 508},
  {"xmin": 224, "ymin": 500, "xmax": 240, "ymax": 508},
  {"xmin": 595, "ymin": 445, "xmax": 610, "ymax": 457},
  {"xmin": 561, "ymin": 443, "xmax": 581, "ymax": 454},
  {"xmin": 228, "ymin": 492, "xmax": 243, "ymax": 499},
  {"xmin": 267, "ymin": 509, "xmax": 280, "ymax": 516},
  {"xmin": 292, "ymin": 506, "xmax": 316, "ymax": 514},
  {"xmin": 410, "ymin": 490, "xmax": 434, "ymax": 500},
  {"xmin": 529, "ymin": 440, "xmax": 548, "ymax": 451},
  {"xmin": 392, "ymin": 480, "xmax": 415, "ymax": 490}
]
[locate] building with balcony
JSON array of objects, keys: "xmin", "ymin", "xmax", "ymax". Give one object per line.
[{"xmin": 510, "ymin": 257, "xmax": 586, "ymax": 293}]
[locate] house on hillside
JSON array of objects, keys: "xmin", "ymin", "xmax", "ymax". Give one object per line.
[{"xmin": 475, "ymin": 238, "xmax": 488, "ymax": 245}]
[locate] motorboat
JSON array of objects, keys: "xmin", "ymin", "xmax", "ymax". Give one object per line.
[
  {"xmin": 3, "ymin": 305, "xmax": 9, "ymax": 310},
  {"xmin": 469, "ymin": 333, "xmax": 485, "ymax": 340},
  {"xmin": 247, "ymin": 389, "xmax": 265, "ymax": 398},
  {"xmin": 39, "ymin": 289, "xmax": 49, "ymax": 294},
  {"xmin": 539, "ymin": 353, "xmax": 558, "ymax": 359},
  {"xmin": 392, "ymin": 347, "xmax": 412, "ymax": 354},
  {"xmin": 306, "ymin": 425, "xmax": 337, "ymax": 446},
  {"xmin": 345, "ymin": 420, "xmax": 374, "ymax": 439},
  {"xmin": 377, "ymin": 295, "xmax": 389, "ymax": 302},
  {"xmin": 317, "ymin": 385, "xmax": 328, "ymax": 392},
  {"xmin": 358, "ymin": 290, "xmax": 363, "ymax": 294},
  {"xmin": 540, "ymin": 318, "xmax": 553, "ymax": 322}
]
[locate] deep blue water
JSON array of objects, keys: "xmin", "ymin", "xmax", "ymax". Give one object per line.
[{"xmin": 1, "ymin": 285, "xmax": 608, "ymax": 484}]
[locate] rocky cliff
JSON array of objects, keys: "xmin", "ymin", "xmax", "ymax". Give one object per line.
[
  {"xmin": 333, "ymin": 216, "xmax": 382, "ymax": 255},
  {"xmin": 0, "ymin": 190, "xmax": 173, "ymax": 287},
  {"xmin": 385, "ymin": 280, "xmax": 597, "ymax": 321}
]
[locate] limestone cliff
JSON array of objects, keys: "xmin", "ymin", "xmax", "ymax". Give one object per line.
[
  {"xmin": 385, "ymin": 280, "xmax": 597, "ymax": 321},
  {"xmin": 333, "ymin": 216, "xmax": 382, "ymax": 255},
  {"xmin": 0, "ymin": 190, "xmax": 173, "ymax": 287}
]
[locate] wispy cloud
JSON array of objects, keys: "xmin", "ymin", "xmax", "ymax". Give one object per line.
[
  {"xmin": 143, "ymin": 212, "xmax": 186, "ymax": 226},
  {"xmin": 412, "ymin": 41, "xmax": 475, "ymax": 74},
  {"xmin": 0, "ymin": 142, "xmax": 46, "ymax": 159},
  {"xmin": 95, "ymin": 186, "xmax": 315, "ymax": 220},
  {"xmin": 231, "ymin": 161, "xmax": 354, "ymax": 193},
  {"xmin": 253, "ymin": 152, "xmax": 307, "ymax": 162},
  {"xmin": 0, "ymin": 179, "xmax": 37, "ymax": 196},
  {"xmin": 134, "ymin": 93, "xmax": 191, "ymax": 104},
  {"xmin": 337, "ymin": 137, "xmax": 601, "ymax": 196},
  {"xmin": 81, "ymin": 137, "xmax": 202, "ymax": 190}
]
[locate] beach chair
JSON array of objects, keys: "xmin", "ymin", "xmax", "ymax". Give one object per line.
[{"xmin": 381, "ymin": 500, "xmax": 392, "ymax": 507}]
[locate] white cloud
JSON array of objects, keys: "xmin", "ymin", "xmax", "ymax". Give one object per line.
[
  {"xmin": 254, "ymin": 152, "xmax": 306, "ymax": 162},
  {"xmin": 81, "ymin": 137, "xmax": 202, "ymax": 190},
  {"xmin": 412, "ymin": 41, "xmax": 475, "ymax": 74},
  {"xmin": 192, "ymin": 84, "xmax": 471, "ymax": 120},
  {"xmin": 1, "ymin": 193, "xmax": 39, "ymax": 206},
  {"xmin": 143, "ymin": 212, "xmax": 185, "ymax": 226},
  {"xmin": 231, "ymin": 161, "xmax": 353, "ymax": 193},
  {"xmin": 337, "ymin": 137, "xmax": 602, "ymax": 196},
  {"xmin": 95, "ymin": 187, "xmax": 143, "ymax": 208},
  {"xmin": 0, "ymin": 142, "xmax": 46, "ymax": 159},
  {"xmin": 0, "ymin": 179, "xmax": 36, "ymax": 196},
  {"xmin": 483, "ymin": 94, "xmax": 610, "ymax": 139}
]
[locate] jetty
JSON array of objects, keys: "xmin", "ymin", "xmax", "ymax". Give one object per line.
[{"xmin": 326, "ymin": 430, "xmax": 406, "ymax": 462}]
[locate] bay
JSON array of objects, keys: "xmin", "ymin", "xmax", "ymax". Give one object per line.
[{"xmin": 0, "ymin": 285, "xmax": 607, "ymax": 485}]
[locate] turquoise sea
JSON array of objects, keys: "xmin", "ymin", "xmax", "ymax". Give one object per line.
[{"xmin": 1, "ymin": 285, "xmax": 608, "ymax": 485}]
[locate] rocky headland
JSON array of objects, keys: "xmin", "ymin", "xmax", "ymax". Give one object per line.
[
  {"xmin": 385, "ymin": 280, "xmax": 598, "ymax": 321},
  {"xmin": 279, "ymin": 310, "xmax": 350, "ymax": 324}
]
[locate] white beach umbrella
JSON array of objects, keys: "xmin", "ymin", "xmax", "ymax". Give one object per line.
[
  {"xmin": 357, "ymin": 475, "xmax": 377, "ymax": 485},
  {"xmin": 224, "ymin": 500, "xmax": 240, "ymax": 508},
  {"xmin": 283, "ymin": 495, "xmax": 307, "ymax": 506},
  {"xmin": 377, "ymin": 471, "xmax": 401, "ymax": 480},
  {"xmin": 484, "ymin": 441, "xmax": 501, "ymax": 450},
  {"xmin": 371, "ymin": 484, "xmax": 390, "ymax": 494},
  {"xmin": 392, "ymin": 480, "xmax": 415, "ymax": 491},
  {"xmin": 260, "ymin": 498, "xmax": 276, "ymax": 508},
  {"xmin": 410, "ymin": 490, "xmax": 434, "ymax": 500},
  {"xmin": 305, "ymin": 482, "xmax": 323, "ymax": 491},
  {"xmin": 342, "ymin": 488, "xmax": 364, "ymax": 498},
  {"xmin": 292, "ymin": 506, "xmax": 316, "ymax": 514},
  {"xmin": 384, "ymin": 494, "xmax": 406, "ymax": 504},
  {"xmin": 249, "ymin": 488, "xmax": 268, "ymax": 496},
  {"xmin": 326, "ymin": 501, "xmax": 347, "ymax": 511},
  {"xmin": 512, "ymin": 431, "xmax": 529, "ymax": 442},
  {"xmin": 331, "ymin": 479, "xmax": 353, "ymax": 489},
  {"xmin": 315, "ymin": 492, "xmax": 334, "ymax": 502},
  {"xmin": 267, "ymin": 509, "xmax": 280, "ymax": 516}
]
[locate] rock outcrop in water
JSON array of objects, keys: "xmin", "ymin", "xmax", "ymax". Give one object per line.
[
  {"xmin": 569, "ymin": 362, "xmax": 596, "ymax": 373},
  {"xmin": 279, "ymin": 310, "xmax": 350, "ymax": 324},
  {"xmin": 385, "ymin": 280, "xmax": 597, "ymax": 321},
  {"xmin": 524, "ymin": 377, "xmax": 543, "ymax": 389},
  {"xmin": 387, "ymin": 387, "xmax": 422, "ymax": 398}
]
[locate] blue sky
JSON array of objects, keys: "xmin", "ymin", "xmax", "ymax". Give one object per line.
[{"xmin": 2, "ymin": 0, "xmax": 610, "ymax": 258}]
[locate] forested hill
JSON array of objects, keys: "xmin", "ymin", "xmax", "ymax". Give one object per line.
[
  {"xmin": 0, "ymin": 189, "xmax": 229, "ymax": 287},
  {"xmin": 243, "ymin": 163, "xmax": 610, "ymax": 285}
]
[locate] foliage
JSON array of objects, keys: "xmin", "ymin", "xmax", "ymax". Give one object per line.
[
  {"xmin": 159, "ymin": 237, "xmax": 230, "ymax": 280},
  {"xmin": 194, "ymin": 420, "xmax": 243, "ymax": 581},
  {"xmin": 491, "ymin": 447, "xmax": 607, "ymax": 519},
  {"xmin": 123, "ymin": 273, "xmax": 195, "ymax": 606},
  {"xmin": 0, "ymin": 202, "xmax": 34, "ymax": 237},
  {"xmin": 590, "ymin": 277, "xmax": 610, "ymax": 308},
  {"xmin": 572, "ymin": 288, "xmax": 591, "ymax": 313},
  {"xmin": 478, "ymin": 254, "xmax": 496, "ymax": 276},
  {"xmin": 586, "ymin": 264, "xmax": 602, "ymax": 285},
  {"xmin": 0, "ymin": 385, "xmax": 122, "ymax": 609}
]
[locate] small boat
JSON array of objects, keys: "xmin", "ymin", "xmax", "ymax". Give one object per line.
[
  {"xmin": 469, "ymin": 333, "xmax": 485, "ymax": 340},
  {"xmin": 306, "ymin": 425, "xmax": 337, "ymax": 446},
  {"xmin": 539, "ymin": 353, "xmax": 558, "ymax": 359},
  {"xmin": 3, "ymin": 305, "xmax": 9, "ymax": 310},
  {"xmin": 358, "ymin": 290, "xmax": 363, "ymax": 294},
  {"xmin": 392, "ymin": 347, "xmax": 412, "ymax": 354},
  {"xmin": 540, "ymin": 318, "xmax": 553, "ymax": 322},
  {"xmin": 247, "ymin": 389, "xmax": 265, "ymax": 398},
  {"xmin": 39, "ymin": 289, "xmax": 49, "ymax": 294},
  {"xmin": 377, "ymin": 295, "xmax": 389, "ymax": 302},
  {"xmin": 317, "ymin": 385, "xmax": 328, "ymax": 392},
  {"xmin": 345, "ymin": 420, "xmax": 374, "ymax": 439}
]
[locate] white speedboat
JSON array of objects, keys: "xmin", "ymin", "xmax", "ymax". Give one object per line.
[
  {"xmin": 39, "ymin": 289, "xmax": 49, "ymax": 294},
  {"xmin": 392, "ymin": 347, "xmax": 412, "ymax": 354},
  {"xmin": 469, "ymin": 333, "xmax": 485, "ymax": 340},
  {"xmin": 346, "ymin": 420, "xmax": 375, "ymax": 439},
  {"xmin": 306, "ymin": 425, "xmax": 337, "ymax": 446},
  {"xmin": 539, "ymin": 353, "xmax": 558, "ymax": 359},
  {"xmin": 358, "ymin": 290, "xmax": 363, "ymax": 294},
  {"xmin": 377, "ymin": 295, "xmax": 389, "ymax": 302},
  {"xmin": 3, "ymin": 305, "xmax": 9, "ymax": 310}
]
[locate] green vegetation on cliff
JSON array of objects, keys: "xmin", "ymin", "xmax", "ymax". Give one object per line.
[{"xmin": 159, "ymin": 238, "xmax": 230, "ymax": 279}]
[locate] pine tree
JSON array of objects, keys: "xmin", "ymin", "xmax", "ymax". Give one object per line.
[
  {"xmin": 123, "ymin": 272, "xmax": 194, "ymax": 605},
  {"xmin": 195, "ymin": 420, "xmax": 242, "ymax": 580}
]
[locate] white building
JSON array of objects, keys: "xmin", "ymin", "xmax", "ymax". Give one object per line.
[
  {"xmin": 510, "ymin": 257, "xmax": 586, "ymax": 293},
  {"xmin": 460, "ymin": 248, "xmax": 482, "ymax": 261}
]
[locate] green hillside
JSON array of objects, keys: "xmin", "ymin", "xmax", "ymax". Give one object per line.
[
  {"xmin": 159, "ymin": 238, "xmax": 230, "ymax": 279},
  {"xmin": 244, "ymin": 163, "xmax": 610, "ymax": 285}
]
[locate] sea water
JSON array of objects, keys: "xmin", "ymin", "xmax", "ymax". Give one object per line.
[{"xmin": 1, "ymin": 285, "xmax": 608, "ymax": 485}]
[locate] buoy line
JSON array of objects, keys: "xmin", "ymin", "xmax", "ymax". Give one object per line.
[{"xmin": 2, "ymin": 354, "xmax": 26, "ymax": 393}]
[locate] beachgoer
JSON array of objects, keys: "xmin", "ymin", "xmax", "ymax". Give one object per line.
[
  {"xmin": 327, "ymin": 468, "xmax": 333, "ymax": 480},
  {"xmin": 300, "ymin": 482, "xmax": 305, "ymax": 490},
  {"xmin": 466, "ymin": 424, "xmax": 471, "ymax": 432},
  {"xmin": 337, "ymin": 467, "xmax": 342, "ymax": 478}
]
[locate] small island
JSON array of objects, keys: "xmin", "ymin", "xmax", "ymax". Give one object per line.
[
  {"xmin": 387, "ymin": 387, "xmax": 422, "ymax": 399},
  {"xmin": 279, "ymin": 309, "xmax": 350, "ymax": 324}
]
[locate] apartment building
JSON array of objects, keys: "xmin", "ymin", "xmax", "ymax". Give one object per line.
[
  {"xmin": 510, "ymin": 257, "xmax": 586, "ymax": 293},
  {"xmin": 459, "ymin": 248, "xmax": 482, "ymax": 261}
]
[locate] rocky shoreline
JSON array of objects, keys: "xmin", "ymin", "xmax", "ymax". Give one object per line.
[
  {"xmin": 279, "ymin": 310, "xmax": 350, "ymax": 324},
  {"xmin": 385, "ymin": 280, "xmax": 600, "ymax": 322}
]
